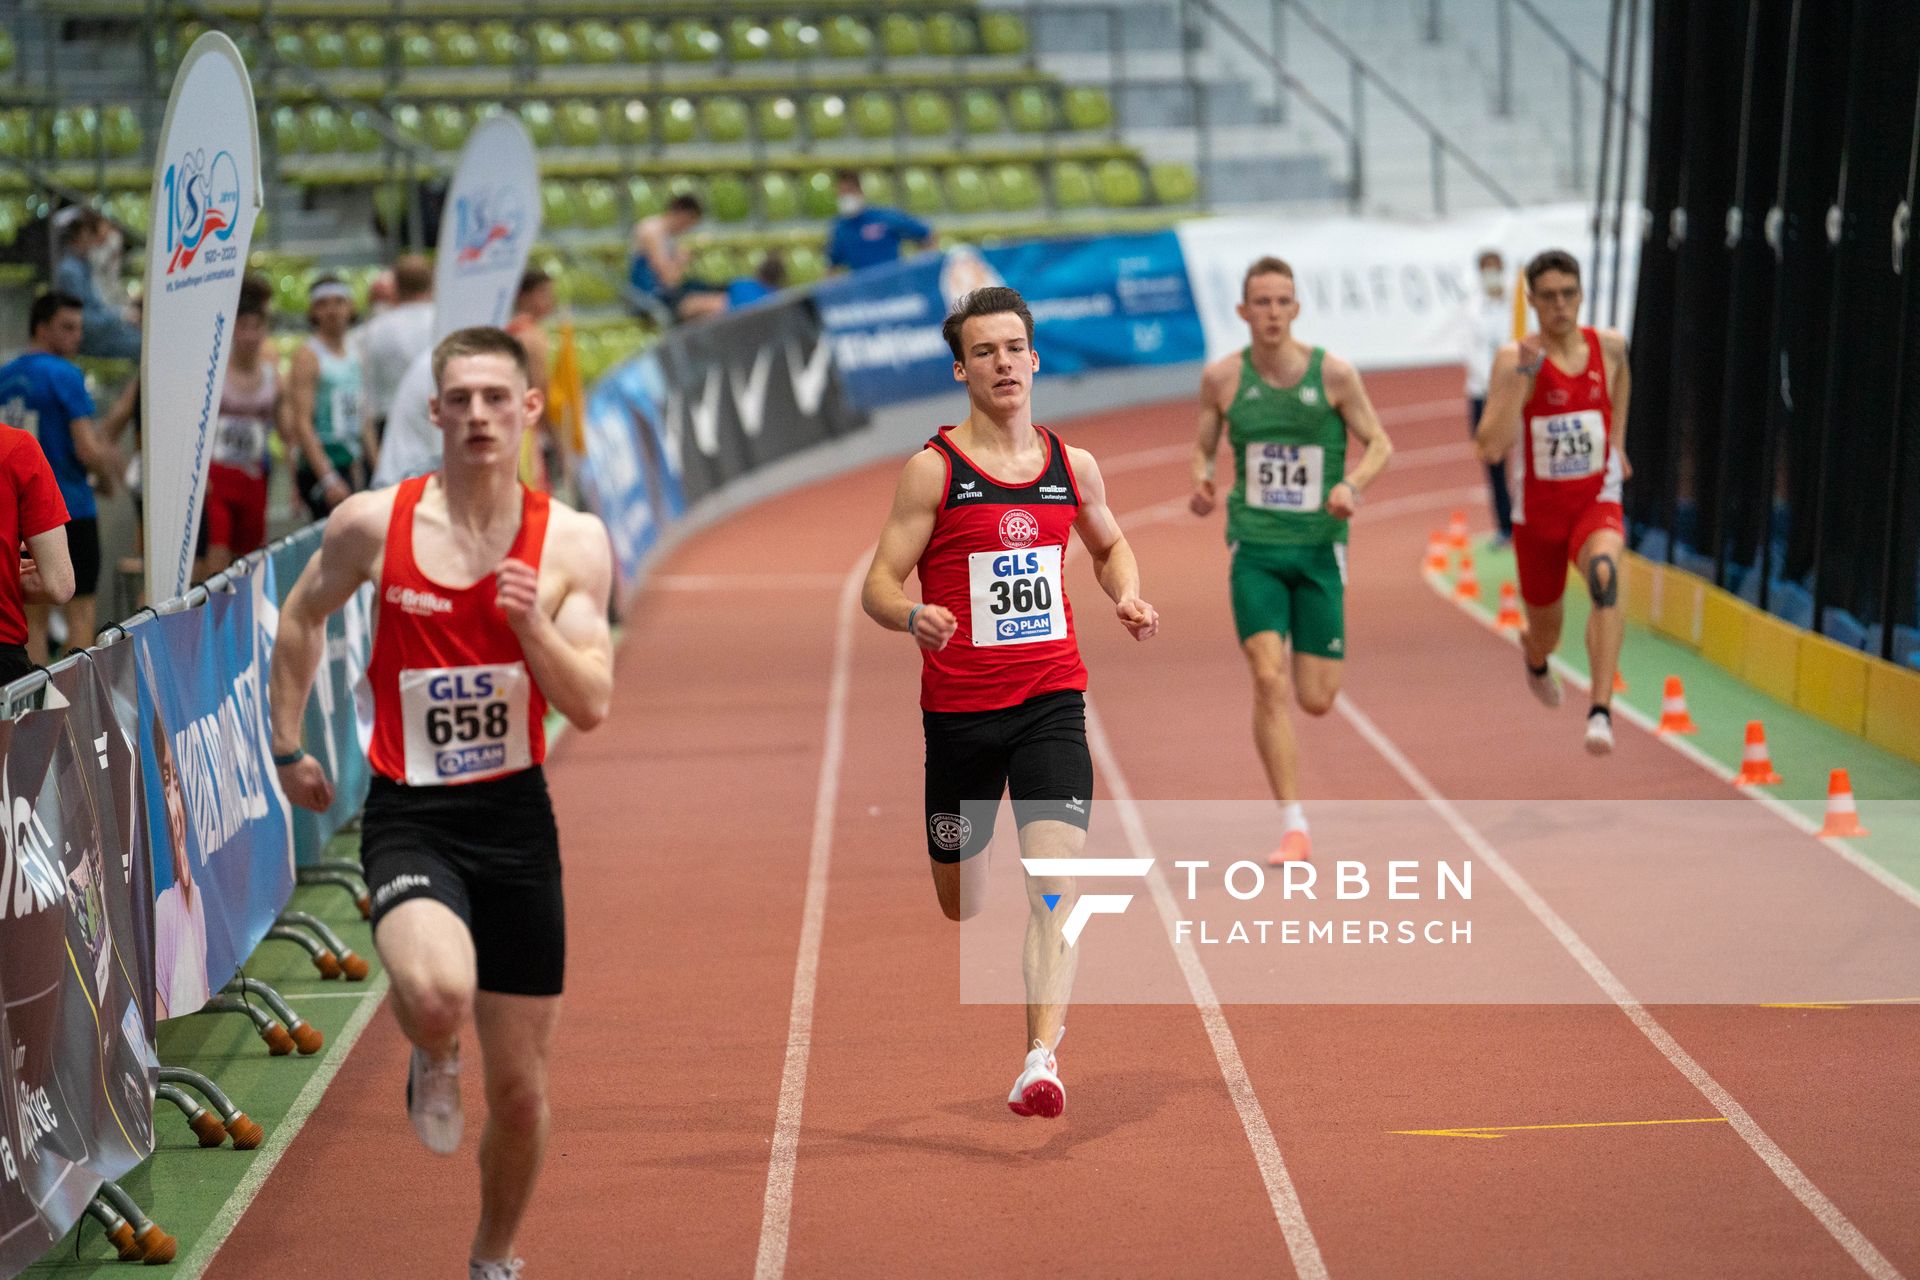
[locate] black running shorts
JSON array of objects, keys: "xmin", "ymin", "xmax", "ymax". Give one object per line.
[
  {"xmin": 361, "ymin": 765, "xmax": 565, "ymax": 996},
  {"xmin": 922, "ymin": 688, "xmax": 1094, "ymax": 864}
]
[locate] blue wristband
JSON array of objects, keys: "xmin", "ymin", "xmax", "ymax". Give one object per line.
[
  {"xmin": 906, "ymin": 604, "xmax": 923, "ymax": 638},
  {"xmin": 272, "ymin": 747, "xmax": 306, "ymax": 768}
]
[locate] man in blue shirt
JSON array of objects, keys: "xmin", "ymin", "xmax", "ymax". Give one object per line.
[
  {"xmin": 725, "ymin": 252, "xmax": 788, "ymax": 310},
  {"xmin": 52, "ymin": 210, "xmax": 141, "ymax": 361},
  {"xmin": 0, "ymin": 292, "xmax": 124, "ymax": 659},
  {"xmin": 826, "ymin": 171, "xmax": 936, "ymax": 274}
]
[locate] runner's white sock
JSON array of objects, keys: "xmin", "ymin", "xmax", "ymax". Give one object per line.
[{"xmin": 1280, "ymin": 803, "xmax": 1308, "ymax": 834}]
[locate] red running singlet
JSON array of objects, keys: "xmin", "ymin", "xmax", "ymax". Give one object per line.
[
  {"xmin": 1513, "ymin": 325, "xmax": 1622, "ymax": 531},
  {"xmin": 916, "ymin": 425, "xmax": 1087, "ymax": 712},
  {"xmin": 366, "ymin": 475, "xmax": 550, "ymax": 785}
]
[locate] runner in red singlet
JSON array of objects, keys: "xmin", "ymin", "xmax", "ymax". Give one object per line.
[
  {"xmin": 1475, "ymin": 249, "xmax": 1632, "ymax": 755},
  {"xmin": 267, "ymin": 327, "xmax": 613, "ymax": 1280},
  {"xmin": 201, "ymin": 278, "xmax": 277, "ymax": 573},
  {"xmin": 862, "ymin": 286, "xmax": 1158, "ymax": 1120}
]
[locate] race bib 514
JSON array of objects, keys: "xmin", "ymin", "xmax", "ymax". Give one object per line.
[{"xmin": 1245, "ymin": 443, "xmax": 1324, "ymax": 511}]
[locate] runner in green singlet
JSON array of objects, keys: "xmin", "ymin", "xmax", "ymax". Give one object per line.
[{"xmin": 1190, "ymin": 256, "xmax": 1394, "ymax": 863}]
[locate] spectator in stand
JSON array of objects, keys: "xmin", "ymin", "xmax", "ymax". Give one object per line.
[
  {"xmin": 358, "ymin": 254, "xmax": 435, "ymax": 443},
  {"xmin": 52, "ymin": 210, "xmax": 141, "ymax": 360},
  {"xmin": 726, "ymin": 252, "xmax": 788, "ymax": 310},
  {"xmin": 629, "ymin": 195, "xmax": 727, "ymax": 323},
  {"xmin": 0, "ymin": 415, "xmax": 74, "ymax": 687},
  {"xmin": 0, "ymin": 292, "xmax": 124, "ymax": 662},
  {"xmin": 201, "ymin": 277, "xmax": 280, "ymax": 574},
  {"xmin": 1462, "ymin": 248, "xmax": 1516, "ymax": 547},
  {"xmin": 286, "ymin": 276, "xmax": 372, "ymax": 520},
  {"xmin": 827, "ymin": 170, "xmax": 936, "ymax": 274}
]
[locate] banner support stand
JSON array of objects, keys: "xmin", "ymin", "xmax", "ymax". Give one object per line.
[
  {"xmin": 297, "ymin": 862, "xmax": 372, "ymax": 919},
  {"xmin": 158, "ymin": 1066, "xmax": 262, "ymax": 1148}
]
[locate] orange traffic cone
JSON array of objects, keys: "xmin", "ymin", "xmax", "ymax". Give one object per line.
[
  {"xmin": 1447, "ymin": 510, "xmax": 1469, "ymax": 549},
  {"xmin": 1734, "ymin": 720, "xmax": 1782, "ymax": 786},
  {"xmin": 1819, "ymin": 769, "xmax": 1868, "ymax": 837},
  {"xmin": 1495, "ymin": 581, "xmax": 1523, "ymax": 630},
  {"xmin": 1655, "ymin": 676, "xmax": 1697, "ymax": 734},
  {"xmin": 1425, "ymin": 531, "xmax": 1449, "ymax": 574},
  {"xmin": 1454, "ymin": 554, "xmax": 1479, "ymax": 601}
]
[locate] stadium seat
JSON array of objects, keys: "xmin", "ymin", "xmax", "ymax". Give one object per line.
[
  {"xmin": 660, "ymin": 98, "xmax": 698, "ymax": 145},
  {"xmin": 990, "ymin": 163, "xmax": 1042, "ymax": 212},
  {"xmin": 728, "ymin": 19, "xmax": 772, "ymax": 60},
  {"xmin": 53, "ymin": 108, "xmax": 94, "ymax": 162},
  {"xmin": 425, "ymin": 103, "xmax": 467, "ymax": 151},
  {"xmin": 102, "ymin": 105, "xmax": 141, "ymax": 158},
  {"xmin": 272, "ymin": 105, "xmax": 303, "ymax": 154},
  {"xmin": 579, "ymin": 180, "xmax": 619, "ymax": 229},
  {"xmin": 0, "ymin": 111, "xmax": 26, "ymax": 162},
  {"xmin": 945, "ymin": 164, "xmax": 991, "ymax": 214},
  {"xmin": 1097, "ymin": 158, "xmax": 1146, "ymax": 206},
  {"xmin": 435, "ymin": 22, "xmax": 481, "ymax": 66},
  {"xmin": 861, "ymin": 169, "xmax": 898, "ymax": 206},
  {"xmin": 770, "ymin": 19, "xmax": 823, "ymax": 60},
  {"xmin": 0, "ymin": 29, "xmax": 14, "ymax": 74},
  {"xmin": 306, "ymin": 103, "xmax": 347, "ymax": 153},
  {"xmin": 519, "ymin": 101, "xmax": 559, "ymax": 147},
  {"xmin": 541, "ymin": 180, "xmax": 574, "ymax": 229},
  {"xmin": 344, "ymin": 109, "xmax": 381, "ymax": 153},
  {"xmin": 396, "ymin": 25, "xmax": 434, "ymax": 68},
  {"xmin": 708, "ymin": 175, "xmax": 752, "ymax": 222},
  {"xmin": 901, "ymin": 166, "xmax": 943, "ymax": 216},
  {"xmin": 786, "ymin": 243, "xmax": 826, "ymax": 284},
  {"xmin": 558, "ymin": 101, "xmax": 602, "ymax": 148},
  {"xmin": 760, "ymin": 173, "xmax": 800, "ymax": 221},
  {"xmin": 105, "ymin": 190, "xmax": 147, "ymax": 235},
  {"xmin": 628, "ymin": 176, "xmax": 665, "ymax": 218},
  {"xmin": 703, "ymin": 97, "xmax": 751, "ymax": 144},
  {"xmin": 1051, "ymin": 160, "xmax": 1096, "ymax": 209},
  {"xmin": 758, "ymin": 97, "xmax": 800, "ymax": 143},
  {"xmin": 531, "ymin": 23, "xmax": 574, "ymax": 65},
  {"xmin": 807, "ymin": 95, "xmax": 848, "ymax": 140},
  {"xmin": 620, "ymin": 19, "xmax": 656, "ymax": 62},
  {"xmin": 980, "ymin": 13, "xmax": 1029, "ymax": 55},
  {"xmin": 880, "ymin": 14, "xmax": 924, "ymax": 57},
  {"xmin": 691, "ymin": 245, "xmax": 740, "ymax": 282},
  {"xmin": 926, "ymin": 14, "xmax": 978, "ymax": 57},
  {"xmin": 851, "ymin": 92, "xmax": 896, "ymax": 139},
  {"xmin": 904, "ymin": 91, "xmax": 952, "ymax": 137},
  {"xmin": 1007, "ymin": 87, "xmax": 1055, "ymax": 133},
  {"xmin": 822, "ymin": 16, "xmax": 874, "ymax": 59},
  {"xmin": 668, "ymin": 20, "xmax": 721, "ymax": 62},
  {"xmin": 306, "ymin": 27, "xmax": 347, "ymax": 69},
  {"xmin": 1062, "ymin": 87, "xmax": 1113, "ymax": 132},
  {"xmin": 272, "ymin": 29, "xmax": 306, "ymax": 67},
  {"xmin": 801, "ymin": 170, "xmax": 838, "ymax": 219},
  {"xmin": 575, "ymin": 21, "xmax": 622, "ymax": 64},
  {"xmin": 616, "ymin": 100, "xmax": 652, "ymax": 146},
  {"xmin": 664, "ymin": 175, "xmax": 707, "ymax": 206},
  {"xmin": 478, "ymin": 22, "xmax": 518, "ymax": 66},
  {"xmin": 961, "ymin": 90, "xmax": 1004, "ymax": 135},
  {"xmin": 1150, "ymin": 162, "xmax": 1199, "ymax": 204}
]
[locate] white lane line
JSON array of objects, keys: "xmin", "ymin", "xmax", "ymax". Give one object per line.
[
  {"xmin": 1378, "ymin": 396, "xmax": 1469, "ymax": 426},
  {"xmin": 179, "ymin": 973, "xmax": 390, "ymax": 1278},
  {"xmin": 654, "ymin": 573, "xmax": 851, "ymax": 591},
  {"xmin": 1084, "ymin": 701, "xmax": 1330, "ymax": 1280},
  {"xmin": 1335, "ymin": 697, "xmax": 1904, "ymax": 1280},
  {"xmin": 753, "ymin": 550, "xmax": 866, "ymax": 1280}
]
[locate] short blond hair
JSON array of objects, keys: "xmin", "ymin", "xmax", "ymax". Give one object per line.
[{"xmin": 431, "ymin": 326, "xmax": 531, "ymax": 389}]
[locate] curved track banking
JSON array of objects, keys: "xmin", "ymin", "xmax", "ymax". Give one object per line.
[{"xmin": 208, "ymin": 368, "xmax": 1920, "ymax": 1279}]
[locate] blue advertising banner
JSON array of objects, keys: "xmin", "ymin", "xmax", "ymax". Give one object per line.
[
  {"xmin": 813, "ymin": 232, "xmax": 1204, "ymax": 411},
  {"xmin": 579, "ymin": 381, "xmax": 662, "ymax": 594},
  {"xmin": 135, "ymin": 567, "xmax": 293, "ymax": 1020}
]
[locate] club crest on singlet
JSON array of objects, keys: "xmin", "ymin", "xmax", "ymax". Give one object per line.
[{"xmin": 999, "ymin": 509, "xmax": 1039, "ymax": 548}]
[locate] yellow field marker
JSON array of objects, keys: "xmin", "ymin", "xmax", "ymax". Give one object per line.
[
  {"xmin": 1760, "ymin": 996, "xmax": 1920, "ymax": 1011},
  {"xmin": 1391, "ymin": 1118, "xmax": 1729, "ymax": 1140}
]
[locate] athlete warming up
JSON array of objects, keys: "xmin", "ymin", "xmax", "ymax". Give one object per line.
[
  {"xmin": 862, "ymin": 286, "xmax": 1158, "ymax": 1119},
  {"xmin": 1474, "ymin": 249, "xmax": 1632, "ymax": 755},
  {"xmin": 1190, "ymin": 256, "xmax": 1393, "ymax": 863},
  {"xmin": 268, "ymin": 327, "xmax": 614, "ymax": 1280}
]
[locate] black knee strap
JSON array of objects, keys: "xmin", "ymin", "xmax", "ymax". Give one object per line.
[{"xmin": 1587, "ymin": 554, "xmax": 1619, "ymax": 607}]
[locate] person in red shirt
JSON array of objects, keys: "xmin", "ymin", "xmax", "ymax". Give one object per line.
[
  {"xmin": 1475, "ymin": 249, "xmax": 1632, "ymax": 755},
  {"xmin": 862, "ymin": 286, "xmax": 1158, "ymax": 1120},
  {"xmin": 0, "ymin": 422, "xmax": 75, "ymax": 686},
  {"xmin": 267, "ymin": 327, "xmax": 613, "ymax": 1280}
]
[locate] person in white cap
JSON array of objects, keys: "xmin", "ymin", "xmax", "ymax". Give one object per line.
[{"xmin": 286, "ymin": 276, "xmax": 375, "ymax": 519}]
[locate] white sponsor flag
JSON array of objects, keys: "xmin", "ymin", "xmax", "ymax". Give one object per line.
[
  {"xmin": 140, "ymin": 32, "xmax": 262, "ymax": 605},
  {"xmin": 374, "ymin": 115, "xmax": 540, "ymax": 485}
]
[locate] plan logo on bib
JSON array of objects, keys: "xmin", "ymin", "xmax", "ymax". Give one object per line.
[
  {"xmin": 162, "ymin": 148, "xmax": 240, "ymax": 276},
  {"xmin": 999, "ymin": 509, "xmax": 1039, "ymax": 549},
  {"xmin": 452, "ymin": 186, "xmax": 527, "ymax": 269}
]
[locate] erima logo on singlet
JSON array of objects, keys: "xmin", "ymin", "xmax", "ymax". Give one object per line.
[
  {"xmin": 385, "ymin": 585, "xmax": 454, "ymax": 616},
  {"xmin": 954, "ymin": 480, "xmax": 983, "ymax": 501}
]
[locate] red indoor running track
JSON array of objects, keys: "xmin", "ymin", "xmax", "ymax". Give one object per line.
[{"xmin": 209, "ymin": 367, "xmax": 1920, "ymax": 1279}]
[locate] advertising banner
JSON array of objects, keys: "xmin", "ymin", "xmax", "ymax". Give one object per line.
[
  {"xmin": 136, "ymin": 567, "xmax": 293, "ymax": 1020},
  {"xmin": 0, "ymin": 648, "xmax": 155, "ymax": 1274},
  {"xmin": 140, "ymin": 32, "xmax": 263, "ymax": 605},
  {"xmin": 814, "ymin": 231, "xmax": 1204, "ymax": 410}
]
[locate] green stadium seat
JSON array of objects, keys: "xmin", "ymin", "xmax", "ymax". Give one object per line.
[
  {"xmin": 668, "ymin": 20, "xmax": 721, "ymax": 62},
  {"xmin": 945, "ymin": 164, "xmax": 991, "ymax": 214},
  {"xmin": 760, "ymin": 173, "xmax": 801, "ymax": 221},
  {"xmin": 272, "ymin": 29, "xmax": 307, "ymax": 67},
  {"xmin": 1062, "ymin": 88, "xmax": 1113, "ymax": 132},
  {"xmin": 102, "ymin": 105, "xmax": 141, "ymax": 158},
  {"xmin": 579, "ymin": 180, "xmax": 619, "ymax": 229},
  {"xmin": 306, "ymin": 27, "xmax": 346, "ymax": 69},
  {"xmin": 575, "ymin": 21, "xmax": 622, "ymax": 63},
  {"xmin": 558, "ymin": 101, "xmax": 602, "ymax": 148},
  {"xmin": 980, "ymin": 12, "xmax": 1029, "ymax": 55},
  {"xmin": 616, "ymin": 100, "xmax": 652, "ymax": 146},
  {"xmin": 851, "ymin": 92, "xmax": 896, "ymax": 139},
  {"xmin": 620, "ymin": 19, "xmax": 656, "ymax": 62},
  {"xmin": 434, "ymin": 22, "xmax": 481, "ymax": 66},
  {"xmin": 901, "ymin": 166, "xmax": 943, "ymax": 216},
  {"xmin": 272, "ymin": 105, "xmax": 303, "ymax": 155},
  {"xmin": 771, "ymin": 19, "xmax": 823, "ymax": 60},
  {"xmin": 471, "ymin": 100, "xmax": 508, "ymax": 123},
  {"xmin": 728, "ymin": 19, "xmax": 771, "ymax": 60},
  {"xmin": 478, "ymin": 22, "xmax": 518, "ymax": 66},
  {"xmin": 0, "ymin": 113, "xmax": 29, "ymax": 162},
  {"xmin": 904, "ymin": 91, "xmax": 952, "ymax": 137},
  {"xmin": 628, "ymin": 176, "xmax": 665, "ymax": 218},
  {"xmin": 390, "ymin": 103, "xmax": 425, "ymax": 145},
  {"xmin": 664, "ymin": 175, "xmax": 707, "ymax": 205},
  {"xmin": 425, "ymin": 104, "xmax": 467, "ymax": 151},
  {"xmin": 785, "ymin": 244, "xmax": 825, "ymax": 285},
  {"xmin": 758, "ymin": 97, "xmax": 799, "ymax": 143},
  {"xmin": 1150, "ymin": 162, "xmax": 1199, "ymax": 205},
  {"xmin": 801, "ymin": 170, "xmax": 838, "ymax": 219},
  {"xmin": 305, "ymin": 103, "xmax": 346, "ymax": 153},
  {"xmin": 1007, "ymin": 87, "xmax": 1055, "ymax": 133},
  {"xmin": 659, "ymin": 98, "xmax": 698, "ymax": 145},
  {"xmin": 708, "ymin": 175, "xmax": 752, "ymax": 222},
  {"xmin": 344, "ymin": 109, "xmax": 382, "ymax": 153},
  {"xmin": 926, "ymin": 14, "xmax": 978, "ymax": 57},
  {"xmin": 53, "ymin": 109, "xmax": 94, "ymax": 162},
  {"xmin": 806, "ymin": 95, "xmax": 848, "ymax": 140},
  {"xmin": 961, "ymin": 90, "xmax": 1004, "ymax": 135},
  {"xmin": 519, "ymin": 101, "xmax": 559, "ymax": 147},
  {"xmin": 531, "ymin": 23, "xmax": 574, "ymax": 65},
  {"xmin": 702, "ymin": 97, "xmax": 750, "ymax": 144},
  {"xmin": 1097, "ymin": 158, "xmax": 1146, "ymax": 207},
  {"xmin": 106, "ymin": 191, "xmax": 148, "ymax": 235},
  {"xmin": 861, "ymin": 169, "xmax": 898, "ymax": 206},
  {"xmin": 1052, "ymin": 160, "xmax": 1096, "ymax": 209},
  {"xmin": 880, "ymin": 14, "xmax": 924, "ymax": 57},
  {"xmin": 272, "ymin": 270, "xmax": 308, "ymax": 318},
  {"xmin": 0, "ymin": 30, "xmax": 14, "ymax": 74},
  {"xmin": 541, "ymin": 180, "xmax": 574, "ymax": 229},
  {"xmin": 344, "ymin": 23, "xmax": 384, "ymax": 69},
  {"xmin": 822, "ymin": 16, "xmax": 874, "ymax": 59},
  {"xmin": 396, "ymin": 24, "xmax": 434, "ymax": 68},
  {"xmin": 691, "ymin": 246, "xmax": 740, "ymax": 281},
  {"xmin": 991, "ymin": 163, "xmax": 1042, "ymax": 212}
]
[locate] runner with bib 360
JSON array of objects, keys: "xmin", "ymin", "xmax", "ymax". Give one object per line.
[{"xmin": 1190, "ymin": 256, "xmax": 1393, "ymax": 864}]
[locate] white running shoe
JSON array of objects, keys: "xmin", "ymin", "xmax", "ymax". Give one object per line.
[
  {"xmin": 407, "ymin": 1044, "xmax": 463, "ymax": 1155},
  {"xmin": 1525, "ymin": 661, "xmax": 1563, "ymax": 709},
  {"xmin": 469, "ymin": 1259, "xmax": 524, "ymax": 1280},
  {"xmin": 1007, "ymin": 1030, "xmax": 1065, "ymax": 1119},
  {"xmin": 1585, "ymin": 711, "xmax": 1615, "ymax": 756}
]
